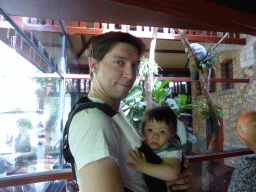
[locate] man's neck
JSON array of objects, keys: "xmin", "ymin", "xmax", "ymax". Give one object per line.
[{"xmin": 88, "ymin": 91, "xmax": 120, "ymax": 112}]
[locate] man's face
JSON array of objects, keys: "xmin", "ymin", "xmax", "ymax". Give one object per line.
[
  {"xmin": 143, "ymin": 120, "xmax": 174, "ymax": 150},
  {"xmin": 91, "ymin": 43, "xmax": 140, "ymax": 100}
]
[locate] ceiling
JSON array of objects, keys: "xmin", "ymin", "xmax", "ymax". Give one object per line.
[{"xmin": 0, "ymin": 0, "xmax": 254, "ymax": 72}]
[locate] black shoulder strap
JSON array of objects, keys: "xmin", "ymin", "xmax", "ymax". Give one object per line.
[
  {"xmin": 139, "ymin": 142, "xmax": 168, "ymax": 192},
  {"xmin": 62, "ymin": 96, "xmax": 117, "ymax": 179}
]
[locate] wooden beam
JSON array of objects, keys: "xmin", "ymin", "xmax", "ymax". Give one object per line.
[
  {"xmin": 81, "ymin": 35, "xmax": 87, "ymax": 47},
  {"xmin": 0, "ymin": 148, "xmax": 253, "ymax": 188},
  {"xmin": 161, "ymin": 67, "xmax": 189, "ymax": 72},
  {"xmin": 185, "ymin": 35, "xmax": 246, "ymax": 45},
  {"xmin": 0, "ymin": 169, "xmax": 73, "ymax": 188},
  {"xmin": 185, "ymin": 58, "xmax": 189, "ymax": 69},
  {"xmin": 24, "ymin": 24, "xmax": 103, "ymax": 35},
  {"xmin": 77, "ymin": 36, "xmax": 94, "ymax": 59},
  {"xmin": 27, "ymin": 73, "xmax": 250, "ymax": 83},
  {"xmin": 188, "ymin": 148, "xmax": 254, "ymax": 163},
  {"xmin": 108, "ymin": 0, "xmax": 256, "ymax": 36},
  {"xmin": 145, "ymin": 49, "xmax": 185, "ymax": 53},
  {"xmin": 18, "ymin": 23, "xmax": 246, "ymax": 45}
]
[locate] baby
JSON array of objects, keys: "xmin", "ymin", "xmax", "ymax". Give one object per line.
[{"xmin": 128, "ymin": 106, "xmax": 183, "ymax": 191}]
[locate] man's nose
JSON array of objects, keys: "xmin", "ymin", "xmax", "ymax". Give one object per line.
[{"xmin": 123, "ymin": 63, "xmax": 134, "ymax": 79}]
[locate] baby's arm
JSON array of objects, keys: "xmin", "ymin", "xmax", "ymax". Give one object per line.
[{"xmin": 127, "ymin": 147, "xmax": 181, "ymax": 181}]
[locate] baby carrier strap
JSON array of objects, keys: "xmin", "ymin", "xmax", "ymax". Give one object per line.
[
  {"xmin": 62, "ymin": 96, "xmax": 117, "ymax": 180},
  {"xmin": 139, "ymin": 142, "xmax": 168, "ymax": 192}
]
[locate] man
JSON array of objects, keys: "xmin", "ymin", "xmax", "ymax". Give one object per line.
[
  {"xmin": 69, "ymin": 32, "xmax": 195, "ymax": 192},
  {"xmin": 228, "ymin": 111, "xmax": 256, "ymax": 191}
]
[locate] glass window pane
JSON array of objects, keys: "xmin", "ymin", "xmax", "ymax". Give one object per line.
[{"xmin": 0, "ymin": 15, "xmax": 67, "ymax": 179}]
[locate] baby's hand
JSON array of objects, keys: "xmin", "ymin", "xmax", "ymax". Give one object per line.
[{"xmin": 127, "ymin": 146, "xmax": 148, "ymax": 173}]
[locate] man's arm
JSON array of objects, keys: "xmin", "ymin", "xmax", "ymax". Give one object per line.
[
  {"xmin": 166, "ymin": 158, "xmax": 195, "ymax": 192},
  {"xmin": 127, "ymin": 147, "xmax": 181, "ymax": 181},
  {"xmin": 79, "ymin": 157, "xmax": 125, "ymax": 192}
]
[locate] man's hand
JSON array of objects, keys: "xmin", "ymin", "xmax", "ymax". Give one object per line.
[
  {"xmin": 166, "ymin": 158, "xmax": 195, "ymax": 192},
  {"xmin": 127, "ymin": 147, "xmax": 148, "ymax": 173}
]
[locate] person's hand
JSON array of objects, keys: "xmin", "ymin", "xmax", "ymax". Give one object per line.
[
  {"xmin": 127, "ymin": 146, "xmax": 148, "ymax": 172},
  {"xmin": 166, "ymin": 158, "xmax": 195, "ymax": 192}
]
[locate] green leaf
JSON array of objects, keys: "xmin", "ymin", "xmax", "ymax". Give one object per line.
[
  {"xmin": 127, "ymin": 108, "xmax": 135, "ymax": 121},
  {"xmin": 166, "ymin": 98, "xmax": 179, "ymax": 109},
  {"xmin": 154, "ymin": 80, "xmax": 162, "ymax": 90},
  {"xmin": 134, "ymin": 101, "xmax": 146, "ymax": 110},
  {"xmin": 178, "ymin": 94, "xmax": 187, "ymax": 106},
  {"xmin": 152, "ymin": 89, "xmax": 171, "ymax": 100},
  {"xmin": 125, "ymin": 85, "xmax": 142, "ymax": 99},
  {"xmin": 191, "ymin": 62, "xmax": 195, "ymax": 69},
  {"xmin": 182, "ymin": 103, "xmax": 200, "ymax": 110},
  {"xmin": 155, "ymin": 79, "xmax": 172, "ymax": 91},
  {"xmin": 133, "ymin": 110, "xmax": 145, "ymax": 121}
]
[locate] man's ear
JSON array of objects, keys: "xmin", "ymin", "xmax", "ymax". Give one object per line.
[{"xmin": 89, "ymin": 57, "xmax": 98, "ymax": 74}]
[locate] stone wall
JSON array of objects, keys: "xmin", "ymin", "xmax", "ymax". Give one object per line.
[{"xmin": 191, "ymin": 35, "xmax": 256, "ymax": 167}]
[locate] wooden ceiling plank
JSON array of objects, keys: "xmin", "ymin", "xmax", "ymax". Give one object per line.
[
  {"xmin": 54, "ymin": 20, "xmax": 58, "ymax": 25},
  {"xmin": 66, "ymin": 27, "xmax": 103, "ymax": 35},
  {"xmin": 212, "ymin": 31, "xmax": 217, "ymax": 36},
  {"xmin": 186, "ymin": 35, "xmax": 246, "ymax": 45},
  {"xmin": 229, "ymin": 32, "xmax": 234, "ymax": 38},
  {"xmin": 2, "ymin": 21, "xmax": 246, "ymax": 45},
  {"xmin": 94, "ymin": 22, "xmax": 100, "ymax": 29},
  {"xmin": 72, "ymin": 21, "xmax": 78, "ymax": 27},
  {"xmin": 108, "ymin": 0, "xmax": 256, "ymax": 35},
  {"xmin": 46, "ymin": 19, "xmax": 52, "ymax": 25},
  {"xmin": 77, "ymin": 36, "xmax": 94, "ymax": 59},
  {"xmin": 81, "ymin": 35, "xmax": 87, "ymax": 47},
  {"xmin": 145, "ymin": 49, "xmax": 185, "ymax": 54},
  {"xmin": 80, "ymin": 21, "xmax": 86, "ymax": 27},
  {"xmin": 185, "ymin": 58, "xmax": 189, "ymax": 69}
]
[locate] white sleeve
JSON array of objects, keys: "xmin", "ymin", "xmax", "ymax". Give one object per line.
[
  {"xmin": 157, "ymin": 150, "xmax": 182, "ymax": 161},
  {"xmin": 68, "ymin": 108, "xmax": 122, "ymax": 172}
]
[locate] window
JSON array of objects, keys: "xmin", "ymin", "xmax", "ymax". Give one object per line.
[
  {"xmin": 221, "ymin": 59, "xmax": 234, "ymax": 90},
  {"xmin": 0, "ymin": 15, "xmax": 73, "ymax": 190}
]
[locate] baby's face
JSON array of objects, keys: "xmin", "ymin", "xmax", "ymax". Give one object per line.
[{"xmin": 143, "ymin": 119, "xmax": 174, "ymax": 150}]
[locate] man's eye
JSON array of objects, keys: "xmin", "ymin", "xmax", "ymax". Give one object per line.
[
  {"xmin": 115, "ymin": 60, "xmax": 123, "ymax": 65},
  {"xmin": 161, "ymin": 131, "xmax": 166, "ymax": 134},
  {"xmin": 148, "ymin": 129, "xmax": 153, "ymax": 132}
]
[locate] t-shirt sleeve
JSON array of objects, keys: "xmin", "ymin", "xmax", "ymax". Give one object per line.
[
  {"xmin": 157, "ymin": 150, "xmax": 182, "ymax": 161},
  {"xmin": 68, "ymin": 108, "xmax": 121, "ymax": 172}
]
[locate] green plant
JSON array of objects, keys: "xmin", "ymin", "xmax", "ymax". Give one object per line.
[
  {"xmin": 138, "ymin": 56, "xmax": 160, "ymax": 78},
  {"xmin": 121, "ymin": 80, "xmax": 146, "ymax": 125},
  {"xmin": 121, "ymin": 79, "xmax": 172, "ymax": 129},
  {"xmin": 199, "ymin": 102, "xmax": 224, "ymax": 119},
  {"xmin": 165, "ymin": 94, "xmax": 200, "ymax": 118}
]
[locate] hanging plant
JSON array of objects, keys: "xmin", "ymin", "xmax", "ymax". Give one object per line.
[{"xmin": 138, "ymin": 56, "xmax": 160, "ymax": 78}]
